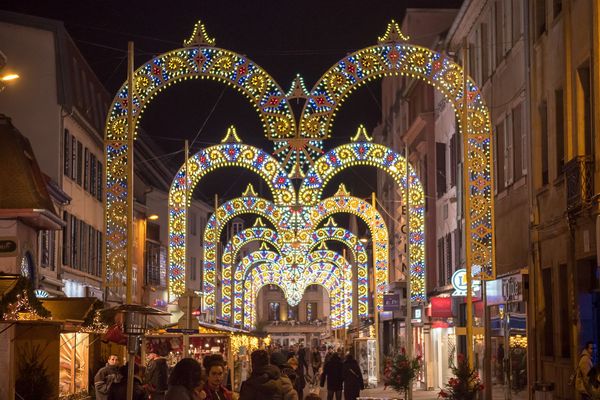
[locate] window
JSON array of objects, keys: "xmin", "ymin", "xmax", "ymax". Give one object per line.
[
  {"xmin": 495, "ymin": 120, "xmax": 505, "ymax": 192},
  {"xmin": 502, "ymin": 0, "xmax": 513, "ymax": 55},
  {"xmin": 540, "ymin": 100, "xmax": 549, "ymax": 185},
  {"xmin": 40, "ymin": 230, "xmax": 56, "ymax": 270},
  {"xmin": 268, "ymin": 302, "xmax": 281, "ymax": 321},
  {"xmin": 495, "ymin": 1, "xmax": 504, "ymax": 65},
  {"xmin": 555, "ymin": 89, "xmax": 565, "ymax": 174},
  {"xmin": 480, "ymin": 23, "xmax": 489, "ymax": 81},
  {"xmin": 436, "ymin": 142, "xmax": 447, "ymax": 198},
  {"xmin": 504, "ymin": 112, "xmax": 514, "ymax": 187},
  {"xmin": 232, "ymin": 221, "xmax": 243, "ymax": 237},
  {"xmin": 542, "ymin": 267, "xmax": 554, "ymax": 356},
  {"xmin": 90, "ymin": 153, "xmax": 97, "ymax": 197},
  {"xmin": 63, "ymin": 129, "xmax": 71, "ymax": 177},
  {"xmin": 306, "ymin": 302, "xmax": 318, "ymax": 321},
  {"xmin": 577, "ymin": 62, "xmax": 594, "ymax": 158},
  {"xmin": 445, "ymin": 233, "xmax": 453, "ymax": 285},
  {"xmin": 535, "ymin": 0, "xmax": 547, "ymax": 38},
  {"xmin": 513, "ymin": 102, "xmax": 524, "ymax": 181},
  {"xmin": 449, "ymin": 134, "xmax": 458, "ymax": 188},
  {"xmin": 76, "ymin": 141, "xmax": 83, "ymax": 186},
  {"xmin": 62, "ymin": 212, "xmax": 71, "ymax": 266},
  {"xmin": 71, "ymin": 215, "xmax": 79, "ymax": 269},
  {"xmin": 96, "ymin": 160, "xmax": 103, "ymax": 201},
  {"xmin": 145, "ymin": 241, "xmax": 161, "ymax": 286},
  {"xmin": 189, "ymin": 212, "xmax": 197, "ymax": 236},
  {"xmin": 189, "ymin": 257, "xmax": 197, "ymax": 281},
  {"xmin": 287, "ymin": 305, "xmax": 299, "ymax": 320},
  {"xmin": 83, "ymin": 148, "xmax": 90, "ymax": 191},
  {"xmin": 558, "ymin": 265, "xmax": 570, "ymax": 358},
  {"xmin": 553, "ymin": 0, "xmax": 562, "ymax": 19},
  {"xmin": 70, "ymin": 136, "xmax": 77, "ymax": 181}
]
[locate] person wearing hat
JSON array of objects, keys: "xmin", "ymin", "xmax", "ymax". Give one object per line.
[
  {"xmin": 144, "ymin": 350, "xmax": 169, "ymax": 400},
  {"xmin": 270, "ymin": 351, "xmax": 298, "ymax": 390}
]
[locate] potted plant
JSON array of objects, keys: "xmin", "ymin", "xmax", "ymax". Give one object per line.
[
  {"xmin": 383, "ymin": 348, "xmax": 421, "ymax": 399},
  {"xmin": 438, "ymin": 354, "xmax": 484, "ymax": 400}
]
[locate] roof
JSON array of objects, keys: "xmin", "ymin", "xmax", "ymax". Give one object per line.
[
  {"xmin": 0, "ymin": 274, "xmax": 19, "ymax": 299},
  {"xmin": 0, "ymin": 114, "xmax": 62, "ymax": 229},
  {"xmin": 40, "ymin": 297, "xmax": 99, "ymax": 323}
]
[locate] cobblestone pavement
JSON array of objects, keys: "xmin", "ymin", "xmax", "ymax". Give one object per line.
[{"xmin": 307, "ymin": 387, "xmax": 439, "ymax": 400}]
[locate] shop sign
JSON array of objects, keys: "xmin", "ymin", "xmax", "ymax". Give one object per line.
[
  {"xmin": 166, "ymin": 328, "xmax": 198, "ymax": 335},
  {"xmin": 411, "ymin": 306, "xmax": 423, "ymax": 324},
  {"xmin": 0, "ymin": 238, "xmax": 17, "ymax": 257},
  {"xmin": 451, "ymin": 269, "xmax": 481, "ymax": 296},
  {"xmin": 430, "ymin": 297, "xmax": 453, "ymax": 318},
  {"xmin": 383, "ymin": 293, "xmax": 401, "ymax": 311},
  {"xmin": 502, "ymin": 275, "xmax": 523, "ymax": 302}
]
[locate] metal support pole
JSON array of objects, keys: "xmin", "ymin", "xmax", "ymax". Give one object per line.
[
  {"xmin": 461, "ymin": 39, "xmax": 475, "ymax": 370},
  {"xmin": 372, "ymin": 192, "xmax": 381, "ymax": 383},
  {"xmin": 405, "ymin": 142, "xmax": 413, "ymax": 400},
  {"xmin": 126, "ymin": 41, "xmax": 134, "ymax": 304}
]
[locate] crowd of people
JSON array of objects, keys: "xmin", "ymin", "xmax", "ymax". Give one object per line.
[{"xmin": 93, "ymin": 344, "xmax": 365, "ymax": 400}]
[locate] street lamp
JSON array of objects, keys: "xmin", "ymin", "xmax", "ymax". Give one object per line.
[{"xmin": 110, "ymin": 304, "xmax": 170, "ymax": 400}]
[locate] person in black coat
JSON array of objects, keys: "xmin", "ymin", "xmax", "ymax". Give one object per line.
[
  {"xmin": 320, "ymin": 352, "xmax": 344, "ymax": 400},
  {"xmin": 108, "ymin": 364, "xmax": 146, "ymax": 400},
  {"xmin": 342, "ymin": 354, "xmax": 364, "ymax": 400}
]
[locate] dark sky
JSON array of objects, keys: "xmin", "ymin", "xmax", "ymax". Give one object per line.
[{"xmin": 3, "ymin": 0, "xmax": 461, "ymax": 204}]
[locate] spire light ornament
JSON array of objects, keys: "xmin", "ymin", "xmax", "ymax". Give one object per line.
[
  {"xmin": 286, "ymin": 74, "xmax": 310, "ymax": 99},
  {"xmin": 350, "ymin": 124, "xmax": 373, "ymax": 142},
  {"xmin": 377, "ymin": 20, "xmax": 410, "ymax": 44},
  {"xmin": 221, "ymin": 125, "xmax": 242, "ymax": 143},
  {"xmin": 184, "ymin": 20, "xmax": 216, "ymax": 47}
]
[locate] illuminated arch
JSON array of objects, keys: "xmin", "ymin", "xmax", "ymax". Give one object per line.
[
  {"xmin": 243, "ymin": 260, "xmax": 348, "ymax": 329},
  {"xmin": 200, "ymin": 194, "xmax": 289, "ymax": 306},
  {"xmin": 309, "ymin": 187, "xmax": 390, "ymax": 310},
  {"xmin": 300, "ymin": 140, "xmax": 425, "ymax": 301},
  {"xmin": 169, "ymin": 148, "xmax": 291, "ymax": 300},
  {"xmin": 230, "ymin": 248, "xmax": 281, "ymax": 324},
  {"xmin": 297, "ymin": 23, "xmax": 494, "ymax": 281},
  {"xmin": 308, "ymin": 223, "xmax": 368, "ymax": 317},
  {"xmin": 105, "ymin": 21, "xmax": 297, "ymax": 294}
]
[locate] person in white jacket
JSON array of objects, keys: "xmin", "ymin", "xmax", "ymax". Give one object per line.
[{"xmin": 577, "ymin": 342, "xmax": 595, "ymax": 400}]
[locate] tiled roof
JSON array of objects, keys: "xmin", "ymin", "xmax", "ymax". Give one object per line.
[{"xmin": 0, "ymin": 114, "xmax": 57, "ymax": 214}]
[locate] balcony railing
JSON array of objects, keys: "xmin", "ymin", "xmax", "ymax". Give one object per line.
[{"xmin": 564, "ymin": 155, "xmax": 594, "ymax": 212}]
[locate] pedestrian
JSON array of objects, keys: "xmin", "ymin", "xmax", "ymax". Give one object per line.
[
  {"xmin": 271, "ymin": 351, "xmax": 298, "ymax": 388},
  {"xmin": 584, "ymin": 366, "xmax": 600, "ymax": 399},
  {"xmin": 288, "ymin": 357, "xmax": 306, "ymax": 400},
  {"xmin": 108, "ymin": 364, "xmax": 146, "ymax": 400},
  {"xmin": 497, "ymin": 343, "xmax": 505, "ymax": 384},
  {"xmin": 94, "ymin": 354, "xmax": 122, "ymax": 400},
  {"xmin": 310, "ymin": 348, "xmax": 322, "ymax": 378},
  {"xmin": 297, "ymin": 344, "xmax": 308, "ymax": 375},
  {"xmin": 320, "ymin": 351, "xmax": 344, "ymax": 400},
  {"xmin": 166, "ymin": 358, "xmax": 206, "ymax": 400},
  {"xmin": 239, "ymin": 349, "xmax": 298, "ymax": 400},
  {"xmin": 144, "ymin": 351, "xmax": 169, "ymax": 400},
  {"xmin": 202, "ymin": 354, "xmax": 233, "ymax": 400},
  {"xmin": 577, "ymin": 341, "xmax": 595, "ymax": 400},
  {"xmin": 342, "ymin": 353, "xmax": 364, "ymax": 400}
]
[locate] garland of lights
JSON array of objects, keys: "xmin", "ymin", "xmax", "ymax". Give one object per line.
[{"xmin": 107, "ymin": 20, "xmax": 497, "ymax": 325}]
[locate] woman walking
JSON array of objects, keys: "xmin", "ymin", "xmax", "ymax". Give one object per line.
[
  {"xmin": 165, "ymin": 358, "xmax": 206, "ymax": 400},
  {"xmin": 342, "ymin": 354, "xmax": 364, "ymax": 400}
]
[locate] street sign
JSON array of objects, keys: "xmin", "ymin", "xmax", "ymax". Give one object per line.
[
  {"xmin": 383, "ymin": 293, "xmax": 401, "ymax": 311},
  {"xmin": 166, "ymin": 328, "xmax": 198, "ymax": 335},
  {"xmin": 451, "ymin": 268, "xmax": 481, "ymax": 296}
]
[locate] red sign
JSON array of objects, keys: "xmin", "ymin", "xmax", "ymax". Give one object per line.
[{"xmin": 430, "ymin": 297, "xmax": 453, "ymax": 318}]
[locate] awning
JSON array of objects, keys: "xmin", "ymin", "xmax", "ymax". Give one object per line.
[
  {"xmin": 41, "ymin": 297, "xmax": 99, "ymax": 323},
  {"xmin": 0, "ymin": 274, "xmax": 19, "ymax": 298}
]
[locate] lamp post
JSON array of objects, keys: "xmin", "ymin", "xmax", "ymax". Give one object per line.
[{"xmin": 111, "ymin": 304, "xmax": 170, "ymax": 400}]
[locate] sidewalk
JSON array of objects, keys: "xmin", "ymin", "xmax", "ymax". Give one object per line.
[{"xmin": 309, "ymin": 386, "xmax": 439, "ymax": 400}]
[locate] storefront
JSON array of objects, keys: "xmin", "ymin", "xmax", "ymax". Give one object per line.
[
  {"xmin": 426, "ymin": 296, "xmax": 456, "ymax": 390},
  {"xmin": 486, "ymin": 271, "xmax": 528, "ymax": 400}
]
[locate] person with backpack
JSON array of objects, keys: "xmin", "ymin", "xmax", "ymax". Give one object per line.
[
  {"xmin": 239, "ymin": 349, "xmax": 298, "ymax": 400},
  {"xmin": 577, "ymin": 342, "xmax": 595, "ymax": 400}
]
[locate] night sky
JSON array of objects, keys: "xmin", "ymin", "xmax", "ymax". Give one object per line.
[{"xmin": 2, "ymin": 0, "xmax": 461, "ymax": 205}]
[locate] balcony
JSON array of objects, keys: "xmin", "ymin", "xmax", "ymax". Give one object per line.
[{"xmin": 564, "ymin": 155, "xmax": 594, "ymax": 213}]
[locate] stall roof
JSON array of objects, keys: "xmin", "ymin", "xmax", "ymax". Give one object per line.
[
  {"xmin": 41, "ymin": 297, "xmax": 98, "ymax": 323},
  {"xmin": 197, "ymin": 321, "xmax": 250, "ymax": 334},
  {"xmin": 0, "ymin": 275, "xmax": 19, "ymax": 299}
]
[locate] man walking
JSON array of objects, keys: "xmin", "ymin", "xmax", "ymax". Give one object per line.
[
  {"xmin": 144, "ymin": 351, "xmax": 169, "ymax": 400},
  {"xmin": 94, "ymin": 354, "xmax": 121, "ymax": 400},
  {"xmin": 320, "ymin": 351, "xmax": 344, "ymax": 400},
  {"xmin": 577, "ymin": 341, "xmax": 595, "ymax": 400}
]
